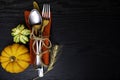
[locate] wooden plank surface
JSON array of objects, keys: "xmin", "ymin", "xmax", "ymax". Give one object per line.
[{"xmin": 0, "ymin": 0, "xmax": 120, "ymax": 80}]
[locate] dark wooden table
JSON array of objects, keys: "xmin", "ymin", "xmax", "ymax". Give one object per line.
[{"xmin": 0, "ymin": 0, "xmax": 120, "ymax": 80}]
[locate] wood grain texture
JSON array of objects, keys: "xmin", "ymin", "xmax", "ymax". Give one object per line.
[{"xmin": 0, "ymin": 0, "xmax": 120, "ymax": 80}]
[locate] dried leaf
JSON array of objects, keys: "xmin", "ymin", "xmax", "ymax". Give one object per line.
[
  {"xmin": 33, "ymin": 1, "xmax": 40, "ymax": 11},
  {"xmin": 11, "ymin": 24, "xmax": 30, "ymax": 44}
]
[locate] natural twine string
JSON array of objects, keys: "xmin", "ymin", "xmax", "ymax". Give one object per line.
[{"xmin": 30, "ymin": 27, "xmax": 52, "ymax": 54}]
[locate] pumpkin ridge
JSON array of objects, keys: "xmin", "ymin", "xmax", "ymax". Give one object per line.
[
  {"xmin": 16, "ymin": 45, "xmax": 26, "ymax": 50},
  {"xmin": 2, "ymin": 50, "xmax": 10, "ymax": 57},
  {"xmin": 12, "ymin": 62, "xmax": 22, "ymax": 73},
  {"xmin": 16, "ymin": 49, "xmax": 28, "ymax": 56},
  {"xmin": 16, "ymin": 44, "xmax": 20, "ymax": 52},
  {"xmin": 16, "ymin": 52, "xmax": 29, "ymax": 57},
  {"xmin": 4, "ymin": 46, "xmax": 13, "ymax": 55},
  {"xmin": 11, "ymin": 44, "xmax": 20, "ymax": 55},
  {"xmin": 1, "ymin": 60, "xmax": 9, "ymax": 63},
  {"xmin": 1, "ymin": 56, "xmax": 9, "ymax": 58},
  {"xmin": 0, "ymin": 56, "xmax": 9, "ymax": 63},
  {"xmin": 15, "ymin": 45, "xmax": 27, "ymax": 53},
  {"xmin": 4, "ymin": 61, "xmax": 11, "ymax": 71},
  {"xmin": 18, "ymin": 59, "xmax": 30, "ymax": 63},
  {"xmin": 16, "ymin": 61, "xmax": 25, "ymax": 72},
  {"xmin": 11, "ymin": 62, "xmax": 14, "ymax": 73},
  {"xmin": 15, "ymin": 61, "xmax": 25, "ymax": 70}
]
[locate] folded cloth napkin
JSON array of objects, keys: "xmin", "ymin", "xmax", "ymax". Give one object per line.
[{"xmin": 24, "ymin": 10, "xmax": 52, "ymax": 66}]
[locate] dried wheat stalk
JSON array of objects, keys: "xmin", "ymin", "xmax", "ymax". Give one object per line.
[{"xmin": 44, "ymin": 45, "xmax": 60, "ymax": 74}]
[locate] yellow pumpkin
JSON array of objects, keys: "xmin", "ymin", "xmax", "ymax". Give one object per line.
[{"xmin": 0, "ymin": 44, "xmax": 30, "ymax": 73}]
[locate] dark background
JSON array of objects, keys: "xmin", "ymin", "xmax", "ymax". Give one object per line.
[{"xmin": 0, "ymin": 0, "xmax": 120, "ymax": 80}]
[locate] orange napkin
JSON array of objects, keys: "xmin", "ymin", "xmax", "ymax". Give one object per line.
[{"xmin": 24, "ymin": 10, "xmax": 51, "ymax": 66}]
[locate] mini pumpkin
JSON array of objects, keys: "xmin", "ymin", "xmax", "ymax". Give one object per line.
[{"xmin": 0, "ymin": 44, "xmax": 30, "ymax": 73}]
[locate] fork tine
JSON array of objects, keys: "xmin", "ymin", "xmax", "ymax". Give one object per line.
[
  {"xmin": 42, "ymin": 4, "xmax": 45, "ymax": 17},
  {"xmin": 48, "ymin": 4, "xmax": 50, "ymax": 18},
  {"xmin": 42, "ymin": 4, "xmax": 43, "ymax": 16},
  {"xmin": 45, "ymin": 4, "xmax": 47, "ymax": 18},
  {"xmin": 46, "ymin": 4, "xmax": 49, "ymax": 18},
  {"xmin": 46, "ymin": 4, "xmax": 50, "ymax": 19}
]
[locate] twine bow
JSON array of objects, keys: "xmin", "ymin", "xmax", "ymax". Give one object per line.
[{"xmin": 30, "ymin": 27, "xmax": 52, "ymax": 55}]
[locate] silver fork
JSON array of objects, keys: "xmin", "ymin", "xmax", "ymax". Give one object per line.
[
  {"xmin": 33, "ymin": 4, "xmax": 51, "ymax": 80},
  {"xmin": 41, "ymin": 4, "xmax": 50, "ymax": 33},
  {"xmin": 38, "ymin": 3, "xmax": 51, "ymax": 76}
]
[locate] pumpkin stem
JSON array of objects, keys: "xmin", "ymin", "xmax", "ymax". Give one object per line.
[{"xmin": 10, "ymin": 56, "xmax": 16, "ymax": 62}]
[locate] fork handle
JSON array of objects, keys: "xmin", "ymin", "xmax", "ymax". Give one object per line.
[{"xmin": 36, "ymin": 68, "xmax": 44, "ymax": 77}]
